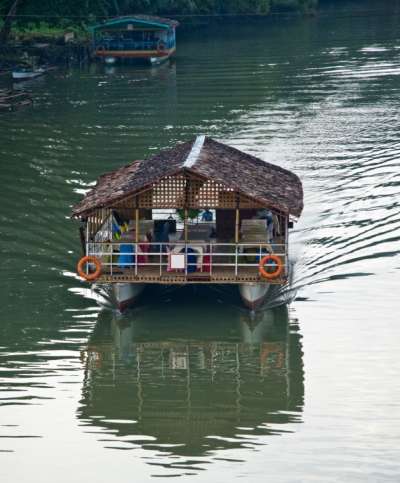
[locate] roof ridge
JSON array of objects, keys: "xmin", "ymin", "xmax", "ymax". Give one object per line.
[
  {"xmin": 183, "ymin": 135, "xmax": 206, "ymax": 169},
  {"xmin": 72, "ymin": 137, "xmax": 303, "ymax": 218}
]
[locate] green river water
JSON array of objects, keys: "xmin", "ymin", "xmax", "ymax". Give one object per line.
[{"xmin": 1, "ymin": 2, "xmax": 400, "ymax": 482}]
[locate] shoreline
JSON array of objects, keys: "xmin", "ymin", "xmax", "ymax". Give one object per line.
[{"xmin": 0, "ymin": 36, "xmax": 91, "ymax": 73}]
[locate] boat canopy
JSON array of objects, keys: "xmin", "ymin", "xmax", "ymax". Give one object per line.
[
  {"xmin": 72, "ymin": 136, "xmax": 303, "ymax": 218},
  {"xmin": 90, "ymin": 15, "xmax": 179, "ymax": 32}
]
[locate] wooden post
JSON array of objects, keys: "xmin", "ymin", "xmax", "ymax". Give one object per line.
[
  {"xmin": 86, "ymin": 218, "xmax": 90, "ymax": 276},
  {"xmin": 184, "ymin": 208, "xmax": 188, "ymax": 243},
  {"xmin": 235, "ymin": 208, "xmax": 240, "ymax": 243},
  {"xmin": 235, "ymin": 203, "xmax": 240, "ymax": 277},
  {"xmin": 135, "ymin": 208, "xmax": 139, "ymax": 243},
  {"xmin": 79, "ymin": 226, "xmax": 86, "ymax": 256},
  {"xmin": 135, "ymin": 206, "xmax": 139, "ymax": 276},
  {"xmin": 285, "ymin": 215, "xmax": 289, "ymax": 278},
  {"xmin": 184, "ymin": 208, "xmax": 188, "ymax": 276}
]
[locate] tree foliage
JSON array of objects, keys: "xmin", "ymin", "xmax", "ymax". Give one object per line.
[
  {"xmin": 0, "ymin": 0, "xmax": 318, "ymax": 21},
  {"xmin": 0, "ymin": 0, "xmax": 318, "ymax": 44}
]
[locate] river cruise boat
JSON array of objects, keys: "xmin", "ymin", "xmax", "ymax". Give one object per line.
[
  {"xmin": 90, "ymin": 15, "xmax": 179, "ymax": 65},
  {"xmin": 72, "ymin": 136, "xmax": 303, "ymax": 310}
]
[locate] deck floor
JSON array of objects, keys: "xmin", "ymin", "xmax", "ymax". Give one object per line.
[{"xmin": 98, "ymin": 266, "xmax": 286, "ymax": 284}]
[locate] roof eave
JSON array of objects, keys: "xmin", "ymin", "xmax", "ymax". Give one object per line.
[{"xmin": 91, "ymin": 17, "xmax": 176, "ymax": 31}]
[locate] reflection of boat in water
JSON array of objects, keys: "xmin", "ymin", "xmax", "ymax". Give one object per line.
[{"xmin": 79, "ymin": 301, "xmax": 304, "ymax": 463}]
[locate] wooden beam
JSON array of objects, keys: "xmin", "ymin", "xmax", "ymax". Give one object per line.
[
  {"xmin": 184, "ymin": 208, "xmax": 188, "ymax": 243},
  {"xmin": 235, "ymin": 208, "xmax": 240, "ymax": 244},
  {"xmin": 135, "ymin": 208, "xmax": 139, "ymax": 243}
]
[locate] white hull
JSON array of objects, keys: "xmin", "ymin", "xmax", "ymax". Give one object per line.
[
  {"xmin": 12, "ymin": 70, "xmax": 45, "ymax": 80},
  {"xmin": 150, "ymin": 54, "xmax": 171, "ymax": 65},
  {"xmin": 104, "ymin": 56, "xmax": 117, "ymax": 65},
  {"xmin": 113, "ymin": 283, "xmax": 145, "ymax": 311},
  {"xmin": 239, "ymin": 283, "xmax": 270, "ymax": 310}
]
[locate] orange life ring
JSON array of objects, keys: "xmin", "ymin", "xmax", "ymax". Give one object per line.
[
  {"xmin": 77, "ymin": 256, "xmax": 102, "ymax": 281},
  {"xmin": 259, "ymin": 254, "xmax": 283, "ymax": 280}
]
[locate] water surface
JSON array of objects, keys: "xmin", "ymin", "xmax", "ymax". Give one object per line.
[{"xmin": 1, "ymin": 5, "xmax": 400, "ymax": 482}]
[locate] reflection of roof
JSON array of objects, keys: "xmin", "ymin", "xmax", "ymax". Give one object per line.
[
  {"xmin": 90, "ymin": 15, "xmax": 179, "ymax": 31},
  {"xmin": 72, "ymin": 137, "xmax": 304, "ymax": 218}
]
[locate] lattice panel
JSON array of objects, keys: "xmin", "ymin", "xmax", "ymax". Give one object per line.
[
  {"xmin": 218, "ymin": 191, "xmax": 236, "ymax": 208},
  {"xmin": 151, "ymin": 175, "xmax": 186, "ymax": 208},
  {"xmin": 188, "ymin": 178, "xmax": 234, "ymax": 208},
  {"xmin": 187, "ymin": 179, "xmax": 204, "ymax": 206},
  {"xmin": 113, "ymin": 175, "xmax": 267, "ymax": 210},
  {"xmin": 138, "ymin": 189, "xmax": 154, "ymax": 208}
]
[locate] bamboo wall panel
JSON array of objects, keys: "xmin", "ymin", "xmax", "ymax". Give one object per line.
[
  {"xmin": 152, "ymin": 175, "xmax": 186, "ymax": 208},
  {"xmin": 111, "ymin": 175, "xmax": 266, "ymax": 210}
]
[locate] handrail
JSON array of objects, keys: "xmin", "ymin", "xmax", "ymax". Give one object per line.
[
  {"xmin": 86, "ymin": 241, "xmax": 288, "ymax": 279},
  {"xmin": 94, "ymin": 39, "xmax": 175, "ymax": 51}
]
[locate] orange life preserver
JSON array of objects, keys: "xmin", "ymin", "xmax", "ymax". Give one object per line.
[
  {"xmin": 259, "ymin": 254, "xmax": 283, "ymax": 280},
  {"xmin": 77, "ymin": 256, "xmax": 102, "ymax": 281}
]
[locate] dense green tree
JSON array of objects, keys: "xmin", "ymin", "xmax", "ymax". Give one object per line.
[
  {"xmin": 0, "ymin": 0, "xmax": 25, "ymax": 44},
  {"xmin": 0, "ymin": 0, "xmax": 319, "ymax": 40},
  {"xmin": 0, "ymin": 0, "xmax": 319, "ymax": 19}
]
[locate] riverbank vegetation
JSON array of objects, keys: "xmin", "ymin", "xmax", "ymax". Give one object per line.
[
  {"xmin": 1, "ymin": 0, "xmax": 318, "ymax": 43},
  {"xmin": 0, "ymin": 0, "xmax": 320, "ymax": 69},
  {"xmin": 2, "ymin": 1, "xmax": 318, "ymax": 20}
]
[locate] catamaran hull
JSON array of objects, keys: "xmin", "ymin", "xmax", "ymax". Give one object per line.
[
  {"xmin": 112, "ymin": 282, "xmax": 271, "ymax": 311},
  {"xmin": 239, "ymin": 283, "xmax": 270, "ymax": 310},
  {"xmin": 113, "ymin": 283, "xmax": 145, "ymax": 311}
]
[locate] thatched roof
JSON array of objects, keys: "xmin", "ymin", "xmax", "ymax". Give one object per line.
[
  {"xmin": 91, "ymin": 15, "xmax": 179, "ymax": 31},
  {"xmin": 72, "ymin": 137, "xmax": 303, "ymax": 218}
]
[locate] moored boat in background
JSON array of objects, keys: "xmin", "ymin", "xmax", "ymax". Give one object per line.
[
  {"xmin": 12, "ymin": 66, "xmax": 47, "ymax": 81},
  {"xmin": 90, "ymin": 15, "xmax": 179, "ymax": 65}
]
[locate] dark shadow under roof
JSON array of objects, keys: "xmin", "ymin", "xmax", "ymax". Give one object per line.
[{"xmin": 72, "ymin": 137, "xmax": 303, "ymax": 218}]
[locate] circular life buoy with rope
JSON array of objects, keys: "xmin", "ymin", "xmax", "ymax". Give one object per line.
[
  {"xmin": 77, "ymin": 256, "xmax": 102, "ymax": 281},
  {"xmin": 259, "ymin": 254, "xmax": 283, "ymax": 280}
]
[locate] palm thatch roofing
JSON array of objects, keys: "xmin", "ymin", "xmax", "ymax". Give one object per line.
[{"xmin": 72, "ymin": 136, "xmax": 303, "ymax": 218}]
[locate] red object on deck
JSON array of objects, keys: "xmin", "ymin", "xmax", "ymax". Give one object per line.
[
  {"xmin": 137, "ymin": 243, "xmax": 149, "ymax": 264},
  {"xmin": 202, "ymin": 254, "xmax": 211, "ymax": 273}
]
